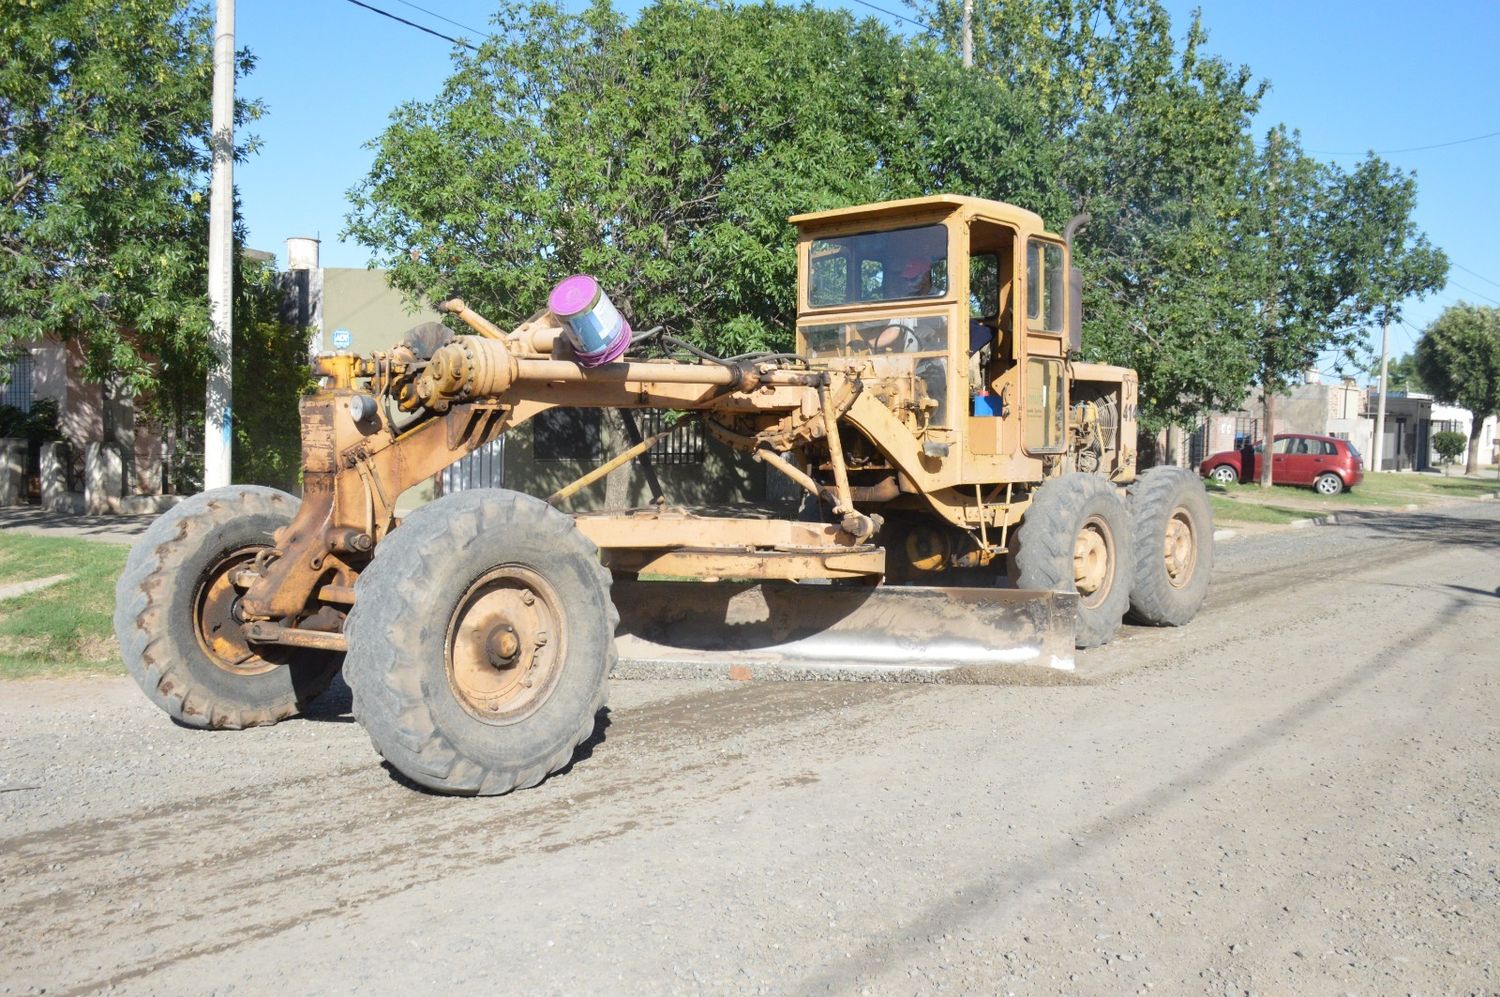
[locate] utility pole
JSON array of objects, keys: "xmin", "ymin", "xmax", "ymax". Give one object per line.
[
  {"xmin": 1259, "ymin": 128, "xmax": 1280, "ymax": 488},
  {"xmin": 204, "ymin": 0, "xmax": 235, "ymax": 490},
  {"xmin": 961, "ymin": 0, "xmax": 973, "ymax": 67},
  {"xmin": 1371, "ymin": 310, "xmax": 1390, "ymax": 473}
]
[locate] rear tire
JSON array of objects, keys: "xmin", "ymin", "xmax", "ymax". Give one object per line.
[
  {"xmin": 1126, "ymin": 467, "xmax": 1213, "ymax": 627},
  {"xmin": 1314, "ymin": 472, "xmax": 1343, "ymax": 496},
  {"xmin": 343, "ymin": 489, "xmax": 614, "ymax": 796},
  {"xmin": 1012, "ymin": 473, "xmax": 1132, "ymax": 649},
  {"xmin": 113, "ymin": 486, "xmax": 343, "ymax": 729}
]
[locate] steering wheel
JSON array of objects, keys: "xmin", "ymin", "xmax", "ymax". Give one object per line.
[{"xmin": 874, "ymin": 322, "xmax": 921, "ymax": 354}]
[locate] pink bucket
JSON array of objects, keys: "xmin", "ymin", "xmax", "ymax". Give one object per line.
[{"xmin": 548, "ymin": 274, "xmax": 631, "ymax": 367}]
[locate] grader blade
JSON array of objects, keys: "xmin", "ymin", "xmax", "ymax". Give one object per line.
[{"xmin": 610, "ymin": 580, "xmax": 1078, "ymax": 683}]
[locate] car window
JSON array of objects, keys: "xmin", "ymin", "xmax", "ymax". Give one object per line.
[
  {"xmin": 1272, "ymin": 438, "xmax": 1295, "ymax": 455},
  {"xmin": 1320, "ymin": 440, "xmax": 1338, "ymax": 456}
]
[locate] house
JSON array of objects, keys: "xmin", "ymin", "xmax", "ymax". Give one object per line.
[
  {"xmin": 1185, "ymin": 372, "xmax": 1371, "ymax": 469},
  {"xmin": 1176, "ymin": 369, "xmax": 1497, "ymax": 474}
]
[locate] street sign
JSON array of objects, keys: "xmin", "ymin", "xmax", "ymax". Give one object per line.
[{"xmin": 332, "ymin": 328, "xmax": 353, "ymax": 351}]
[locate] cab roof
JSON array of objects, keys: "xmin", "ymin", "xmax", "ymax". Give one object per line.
[{"xmin": 788, "ymin": 194, "xmax": 1049, "ymax": 234}]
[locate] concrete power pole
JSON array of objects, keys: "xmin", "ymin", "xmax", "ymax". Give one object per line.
[
  {"xmin": 204, "ymin": 0, "xmax": 235, "ymax": 490},
  {"xmin": 1371, "ymin": 311, "xmax": 1391, "ymax": 473},
  {"xmin": 961, "ymin": 0, "xmax": 973, "ymax": 67}
]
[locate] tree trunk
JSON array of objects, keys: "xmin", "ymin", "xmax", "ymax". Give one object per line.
[
  {"xmin": 1467, "ymin": 422, "xmax": 1482, "ymax": 477},
  {"xmin": 1259, "ymin": 390, "xmax": 1275, "ymax": 488}
]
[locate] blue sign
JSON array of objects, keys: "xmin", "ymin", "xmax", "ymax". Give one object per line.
[{"xmin": 332, "ymin": 328, "xmax": 353, "ymax": 351}]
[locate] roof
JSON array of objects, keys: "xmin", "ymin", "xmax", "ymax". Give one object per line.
[{"xmin": 788, "ymin": 194, "xmax": 1048, "ymax": 233}]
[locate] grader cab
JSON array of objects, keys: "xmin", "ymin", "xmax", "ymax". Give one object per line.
[{"xmin": 115, "ymin": 195, "xmax": 1212, "ymax": 796}]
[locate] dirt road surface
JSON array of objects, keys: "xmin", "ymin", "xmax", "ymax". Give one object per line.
[{"xmin": 2, "ymin": 505, "xmax": 1496, "ymax": 995}]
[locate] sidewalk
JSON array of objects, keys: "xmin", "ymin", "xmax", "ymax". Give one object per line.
[{"xmin": 0, "ymin": 506, "xmax": 155, "ymax": 545}]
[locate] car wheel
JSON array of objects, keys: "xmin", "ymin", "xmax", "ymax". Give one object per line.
[
  {"xmin": 1314, "ymin": 472, "xmax": 1343, "ymax": 496},
  {"xmin": 1210, "ymin": 465, "xmax": 1237, "ymax": 485}
]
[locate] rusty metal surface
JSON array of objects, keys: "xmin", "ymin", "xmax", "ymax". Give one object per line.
[
  {"xmin": 574, "ymin": 507, "xmax": 858, "ymax": 550},
  {"xmin": 610, "ymin": 580, "xmax": 1077, "ymax": 681}
]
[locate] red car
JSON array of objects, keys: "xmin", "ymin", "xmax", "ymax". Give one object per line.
[{"xmin": 1199, "ymin": 433, "xmax": 1364, "ymax": 495}]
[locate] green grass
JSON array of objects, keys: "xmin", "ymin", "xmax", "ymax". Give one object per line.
[
  {"xmin": 0, "ymin": 533, "xmax": 129, "ymax": 678},
  {"xmin": 1208, "ymin": 495, "xmax": 1309, "ymax": 525},
  {"xmin": 1205, "ymin": 471, "xmax": 1498, "ymax": 521}
]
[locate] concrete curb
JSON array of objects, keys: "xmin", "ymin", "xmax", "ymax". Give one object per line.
[{"xmin": 1213, "ymin": 528, "xmax": 1237, "ymax": 542}]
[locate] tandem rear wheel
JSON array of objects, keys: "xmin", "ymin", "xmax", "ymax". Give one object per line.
[
  {"xmin": 1126, "ymin": 466, "xmax": 1214, "ymax": 627},
  {"xmin": 342, "ymin": 489, "xmax": 615, "ymax": 796}
]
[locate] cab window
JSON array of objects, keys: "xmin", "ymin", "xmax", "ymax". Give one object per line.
[
  {"xmin": 1026, "ymin": 239, "xmax": 1065, "ymax": 332},
  {"xmin": 807, "ymin": 224, "xmax": 949, "ymax": 307},
  {"xmin": 1024, "ymin": 357, "xmax": 1065, "ymax": 452}
]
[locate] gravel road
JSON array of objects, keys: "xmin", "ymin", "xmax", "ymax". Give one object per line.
[{"xmin": 2, "ymin": 504, "xmax": 1496, "ymax": 995}]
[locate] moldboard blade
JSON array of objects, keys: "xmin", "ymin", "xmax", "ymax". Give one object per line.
[{"xmin": 610, "ymin": 580, "xmax": 1078, "ymax": 683}]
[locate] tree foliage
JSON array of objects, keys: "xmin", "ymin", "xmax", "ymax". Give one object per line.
[
  {"xmin": 1371, "ymin": 352, "xmax": 1425, "ymax": 394},
  {"xmin": 1415, "ymin": 304, "xmax": 1500, "ymax": 474},
  {"xmin": 0, "ymin": 0, "xmax": 262, "ymax": 413},
  {"xmin": 346, "ymin": 0, "xmax": 1060, "ymax": 356}
]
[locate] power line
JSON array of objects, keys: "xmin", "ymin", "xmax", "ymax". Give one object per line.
[
  {"xmin": 1452, "ymin": 260, "xmax": 1500, "ymax": 291},
  {"xmin": 846, "ymin": 0, "xmax": 936, "ymax": 33},
  {"xmin": 1447, "ymin": 279, "xmax": 1500, "ymax": 307},
  {"xmin": 341, "ymin": 0, "xmax": 480, "ymax": 51},
  {"xmin": 388, "ymin": 0, "xmax": 492, "ymax": 42},
  {"xmin": 1306, "ymin": 127, "xmax": 1500, "ymax": 157}
]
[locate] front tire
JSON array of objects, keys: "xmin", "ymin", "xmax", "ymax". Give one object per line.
[
  {"xmin": 1209, "ymin": 464, "xmax": 1237, "ymax": 485},
  {"xmin": 1126, "ymin": 467, "xmax": 1213, "ymax": 626},
  {"xmin": 342, "ymin": 489, "xmax": 614, "ymax": 796},
  {"xmin": 1012, "ymin": 473, "xmax": 1133, "ymax": 649},
  {"xmin": 113, "ymin": 486, "xmax": 343, "ymax": 729}
]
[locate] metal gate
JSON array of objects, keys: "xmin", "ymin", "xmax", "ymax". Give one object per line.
[{"xmin": 440, "ymin": 437, "xmax": 505, "ymax": 494}]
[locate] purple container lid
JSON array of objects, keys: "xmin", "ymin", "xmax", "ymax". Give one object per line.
[{"xmin": 548, "ymin": 273, "xmax": 600, "ymax": 318}]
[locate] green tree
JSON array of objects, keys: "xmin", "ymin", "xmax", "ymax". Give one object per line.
[
  {"xmin": 346, "ymin": 0, "xmax": 1058, "ymax": 356},
  {"xmin": 1415, "ymin": 304, "xmax": 1500, "ymax": 475},
  {"xmin": 0, "ymin": 0, "xmax": 261, "ymax": 421},
  {"xmin": 1244, "ymin": 128, "xmax": 1445, "ymax": 486},
  {"xmin": 1431, "ymin": 430, "xmax": 1466, "ymax": 474},
  {"xmin": 1371, "ymin": 352, "xmax": 1425, "ymax": 393},
  {"xmin": 919, "ymin": 0, "xmax": 1270, "ymax": 429}
]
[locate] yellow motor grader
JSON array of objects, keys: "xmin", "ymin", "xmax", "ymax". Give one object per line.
[{"xmin": 115, "ymin": 195, "xmax": 1212, "ymax": 795}]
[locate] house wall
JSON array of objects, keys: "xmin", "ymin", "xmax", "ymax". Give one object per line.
[
  {"xmin": 1428, "ymin": 405, "xmax": 1499, "ymax": 467},
  {"xmin": 320, "ymin": 269, "xmax": 444, "ymax": 356}
]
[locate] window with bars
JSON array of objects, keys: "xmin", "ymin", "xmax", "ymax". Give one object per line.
[
  {"xmin": 1, "ymin": 354, "xmax": 34, "ymax": 412},
  {"xmin": 633, "ymin": 410, "xmax": 706, "ymax": 465}
]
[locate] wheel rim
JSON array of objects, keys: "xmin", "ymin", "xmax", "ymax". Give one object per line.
[
  {"xmin": 1317, "ymin": 475, "xmax": 1339, "ymax": 495},
  {"xmin": 193, "ymin": 548, "xmax": 278, "ymax": 676},
  {"xmin": 1073, "ymin": 514, "xmax": 1116, "ymax": 609},
  {"xmin": 447, "ymin": 565, "xmax": 566, "ymax": 725},
  {"xmin": 1213, "ymin": 466, "xmax": 1235, "ymax": 483},
  {"xmin": 1163, "ymin": 508, "xmax": 1196, "ymax": 589}
]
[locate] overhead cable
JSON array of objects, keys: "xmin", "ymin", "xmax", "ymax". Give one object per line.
[{"xmin": 341, "ymin": 0, "xmax": 480, "ymax": 51}]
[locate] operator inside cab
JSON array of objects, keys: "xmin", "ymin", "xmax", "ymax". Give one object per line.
[{"xmin": 967, "ymin": 224, "xmax": 1017, "ymax": 417}]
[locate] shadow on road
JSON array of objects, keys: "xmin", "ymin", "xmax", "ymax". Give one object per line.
[{"xmin": 1331, "ymin": 508, "xmax": 1500, "ymax": 549}]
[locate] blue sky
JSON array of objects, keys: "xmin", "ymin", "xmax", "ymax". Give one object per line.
[{"xmin": 236, "ymin": 0, "xmax": 1500, "ymax": 370}]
